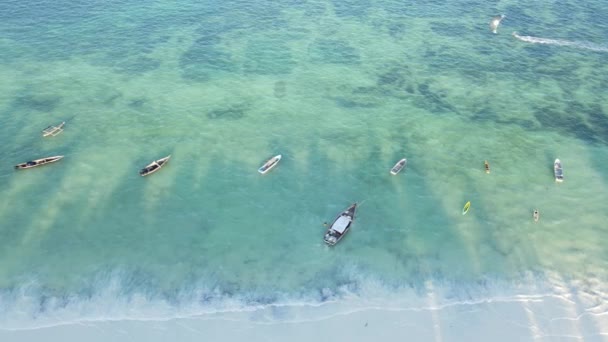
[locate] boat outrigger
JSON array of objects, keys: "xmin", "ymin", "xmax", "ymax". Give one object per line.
[
  {"xmin": 140, "ymin": 155, "xmax": 171, "ymax": 176},
  {"xmin": 324, "ymin": 203, "xmax": 357, "ymax": 246},
  {"xmin": 42, "ymin": 122, "xmax": 65, "ymax": 137},
  {"xmin": 15, "ymin": 156, "xmax": 64, "ymax": 169},
  {"xmin": 554, "ymin": 159, "xmax": 563, "ymax": 182},
  {"xmin": 258, "ymin": 154, "xmax": 281, "ymax": 174},
  {"xmin": 390, "ymin": 158, "xmax": 407, "ymax": 175}
]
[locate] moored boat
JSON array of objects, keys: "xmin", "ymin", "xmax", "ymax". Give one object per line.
[
  {"xmin": 390, "ymin": 158, "xmax": 407, "ymax": 175},
  {"xmin": 324, "ymin": 203, "xmax": 357, "ymax": 246},
  {"xmin": 15, "ymin": 155, "xmax": 64, "ymax": 169},
  {"xmin": 42, "ymin": 122, "xmax": 65, "ymax": 137},
  {"xmin": 140, "ymin": 155, "xmax": 171, "ymax": 176},
  {"xmin": 484, "ymin": 160, "xmax": 490, "ymax": 173},
  {"xmin": 258, "ymin": 154, "xmax": 282, "ymax": 174},
  {"xmin": 554, "ymin": 159, "xmax": 563, "ymax": 182},
  {"xmin": 533, "ymin": 209, "xmax": 540, "ymax": 222}
]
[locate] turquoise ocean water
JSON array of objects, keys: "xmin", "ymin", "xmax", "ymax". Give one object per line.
[{"xmin": 1, "ymin": 0, "xmax": 608, "ymax": 333}]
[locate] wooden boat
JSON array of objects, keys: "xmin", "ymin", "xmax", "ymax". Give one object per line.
[
  {"xmin": 533, "ymin": 209, "xmax": 540, "ymax": 222},
  {"xmin": 140, "ymin": 155, "xmax": 171, "ymax": 176},
  {"xmin": 554, "ymin": 159, "xmax": 563, "ymax": 182},
  {"xmin": 15, "ymin": 155, "xmax": 64, "ymax": 169},
  {"xmin": 258, "ymin": 154, "xmax": 282, "ymax": 174},
  {"xmin": 42, "ymin": 122, "xmax": 65, "ymax": 137},
  {"xmin": 462, "ymin": 201, "xmax": 471, "ymax": 215},
  {"xmin": 484, "ymin": 160, "xmax": 490, "ymax": 173},
  {"xmin": 324, "ymin": 203, "xmax": 357, "ymax": 246},
  {"xmin": 390, "ymin": 158, "xmax": 407, "ymax": 175}
]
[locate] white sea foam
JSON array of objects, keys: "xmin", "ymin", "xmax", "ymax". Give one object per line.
[
  {"xmin": 512, "ymin": 32, "xmax": 608, "ymax": 53},
  {"xmin": 1, "ymin": 270, "xmax": 607, "ymax": 335}
]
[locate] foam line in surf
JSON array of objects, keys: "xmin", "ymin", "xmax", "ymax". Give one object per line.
[{"xmin": 512, "ymin": 32, "xmax": 608, "ymax": 53}]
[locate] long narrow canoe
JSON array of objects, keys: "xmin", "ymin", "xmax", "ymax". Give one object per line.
[
  {"xmin": 42, "ymin": 122, "xmax": 65, "ymax": 137},
  {"xmin": 390, "ymin": 158, "xmax": 407, "ymax": 175},
  {"xmin": 15, "ymin": 156, "xmax": 64, "ymax": 169},
  {"xmin": 140, "ymin": 155, "xmax": 171, "ymax": 176},
  {"xmin": 258, "ymin": 154, "xmax": 282, "ymax": 174}
]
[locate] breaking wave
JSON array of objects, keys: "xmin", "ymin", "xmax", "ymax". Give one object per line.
[
  {"xmin": 1, "ymin": 269, "xmax": 607, "ymax": 331},
  {"xmin": 512, "ymin": 32, "xmax": 608, "ymax": 53}
]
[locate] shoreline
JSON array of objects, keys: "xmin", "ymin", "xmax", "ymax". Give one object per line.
[
  {"xmin": 2, "ymin": 293, "xmax": 606, "ymax": 342},
  {"xmin": 1, "ymin": 272, "xmax": 607, "ymax": 341}
]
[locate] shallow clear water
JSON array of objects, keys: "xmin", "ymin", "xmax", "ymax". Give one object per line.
[{"xmin": 1, "ymin": 0, "xmax": 608, "ymax": 333}]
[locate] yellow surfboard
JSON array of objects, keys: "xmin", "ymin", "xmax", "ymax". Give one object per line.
[{"xmin": 462, "ymin": 201, "xmax": 471, "ymax": 215}]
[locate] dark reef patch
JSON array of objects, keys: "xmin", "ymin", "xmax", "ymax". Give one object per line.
[
  {"xmin": 14, "ymin": 92, "xmax": 61, "ymax": 112},
  {"xmin": 533, "ymin": 104, "xmax": 601, "ymax": 144},
  {"xmin": 114, "ymin": 56, "xmax": 161, "ymax": 75},
  {"xmin": 414, "ymin": 82, "xmax": 458, "ymax": 114},
  {"xmin": 309, "ymin": 39, "xmax": 360, "ymax": 65},
  {"xmin": 327, "ymin": 85, "xmax": 383, "ymax": 109},
  {"xmin": 429, "ymin": 22, "xmax": 470, "ymax": 37},
  {"xmin": 274, "ymin": 81, "xmax": 287, "ymax": 98},
  {"xmin": 330, "ymin": 0, "xmax": 370, "ymax": 17},
  {"xmin": 128, "ymin": 98, "xmax": 147, "ymax": 110},
  {"xmin": 179, "ymin": 35, "xmax": 237, "ymax": 82},
  {"xmin": 374, "ymin": 66, "xmax": 415, "ymax": 99},
  {"xmin": 243, "ymin": 39, "xmax": 295, "ymax": 75},
  {"xmin": 333, "ymin": 97, "xmax": 379, "ymax": 109},
  {"xmin": 207, "ymin": 104, "xmax": 247, "ymax": 120},
  {"xmin": 387, "ymin": 22, "xmax": 406, "ymax": 38}
]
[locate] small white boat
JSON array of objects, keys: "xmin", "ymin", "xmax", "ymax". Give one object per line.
[
  {"xmin": 15, "ymin": 155, "xmax": 64, "ymax": 169},
  {"xmin": 258, "ymin": 154, "xmax": 281, "ymax": 174},
  {"xmin": 324, "ymin": 203, "xmax": 357, "ymax": 246},
  {"xmin": 554, "ymin": 159, "xmax": 563, "ymax": 182},
  {"xmin": 490, "ymin": 14, "xmax": 505, "ymax": 34},
  {"xmin": 390, "ymin": 158, "xmax": 407, "ymax": 175},
  {"xmin": 533, "ymin": 209, "xmax": 540, "ymax": 222},
  {"xmin": 140, "ymin": 155, "xmax": 171, "ymax": 177},
  {"xmin": 42, "ymin": 122, "xmax": 65, "ymax": 137}
]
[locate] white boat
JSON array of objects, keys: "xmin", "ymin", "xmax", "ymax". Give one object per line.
[
  {"xmin": 140, "ymin": 155, "xmax": 171, "ymax": 176},
  {"xmin": 42, "ymin": 122, "xmax": 65, "ymax": 137},
  {"xmin": 533, "ymin": 209, "xmax": 540, "ymax": 222},
  {"xmin": 258, "ymin": 154, "xmax": 281, "ymax": 174},
  {"xmin": 390, "ymin": 158, "xmax": 407, "ymax": 175},
  {"xmin": 15, "ymin": 155, "xmax": 64, "ymax": 169},
  {"xmin": 554, "ymin": 159, "xmax": 563, "ymax": 182},
  {"xmin": 490, "ymin": 14, "xmax": 505, "ymax": 34},
  {"xmin": 324, "ymin": 203, "xmax": 357, "ymax": 246}
]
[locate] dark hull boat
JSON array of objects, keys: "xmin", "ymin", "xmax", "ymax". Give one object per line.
[
  {"xmin": 15, "ymin": 156, "xmax": 64, "ymax": 169},
  {"xmin": 140, "ymin": 155, "xmax": 171, "ymax": 176},
  {"xmin": 324, "ymin": 203, "xmax": 357, "ymax": 246}
]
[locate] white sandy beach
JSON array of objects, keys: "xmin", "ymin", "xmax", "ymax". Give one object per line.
[{"xmin": 3, "ymin": 275, "xmax": 607, "ymax": 342}]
